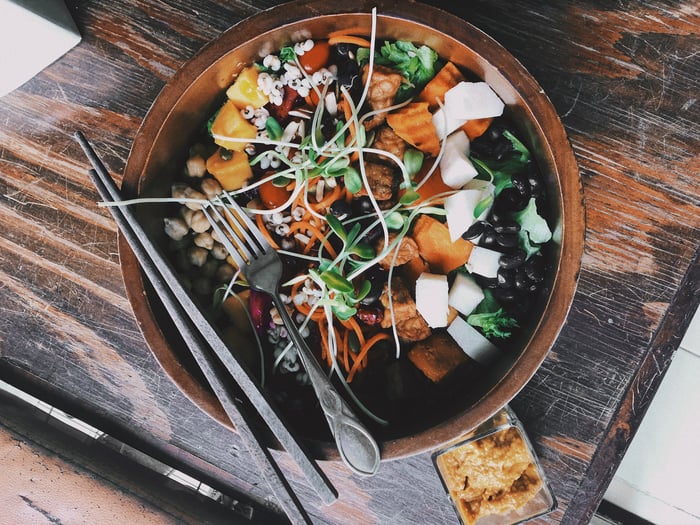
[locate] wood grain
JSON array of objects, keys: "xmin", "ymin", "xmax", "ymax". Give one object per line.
[{"xmin": 1, "ymin": 0, "xmax": 698, "ymax": 523}]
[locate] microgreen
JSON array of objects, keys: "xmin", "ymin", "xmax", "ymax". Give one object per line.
[{"xmin": 265, "ymin": 116, "xmax": 283, "ymax": 141}]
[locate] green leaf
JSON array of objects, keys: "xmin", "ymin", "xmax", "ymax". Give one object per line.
[
  {"xmin": 279, "ymin": 46, "xmax": 297, "ymax": 63},
  {"xmin": 355, "ymin": 279, "xmax": 372, "ymax": 302},
  {"xmin": 272, "ymin": 176, "xmax": 292, "ymax": 187},
  {"xmin": 385, "ymin": 212, "xmax": 405, "ymax": 230},
  {"xmin": 325, "ymin": 213, "xmax": 347, "ymax": 241},
  {"xmin": 468, "ymin": 308, "xmax": 519, "ymax": 339},
  {"xmin": 206, "ymin": 108, "xmax": 221, "ymax": 136},
  {"xmin": 319, "ymin": 268, "xmax": 355, "ymax": 294},
  {"xmin": 332, "ymin": 303, "xmax": 357, "ymax": 321},
  {"xmin": 343, "ymin": 167, "xmax": 363, "ymax": 194},
  {"xmin": 503, "ymin": 130, "xmax": 530, "ymax": 162},
  {"xmin": 403, "ymin": 149, "xmax": 424, "ymax": 178},
  {"xmin": 399, "ymin": 189, "xmax": 420, "ymax": 205},
  {"xmin": 512, "ymin": 198, "xmax": 552, "ymax": 244},
  {"xmin": 474, "ymin": 194, "xmax": 494, "ymax": 218},
  {"xmin": 265, "ymin": 117, "xmax": 283, "ymax": 141},
  {"xmin": 349, "ymin": 242, "xmax": 375, "ymax": 259}
]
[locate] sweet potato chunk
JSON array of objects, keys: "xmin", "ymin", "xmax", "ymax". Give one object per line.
[
  {"xmin": 417, "ymin": 61, "xmax": 465, "ymax": 111},
  {"xmin": 408, "ymin": 331, "xmax": 468, "ymax": 383},
  {"xmin": 386, "ymin": 102, "xmax": 441, "ymax": 157},
  {"xmin": 411, "ymin": 215, "xmax": 473, "ymax": 274}
]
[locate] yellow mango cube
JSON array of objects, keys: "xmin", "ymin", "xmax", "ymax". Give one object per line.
[
  {"xmin": 210, "ymin": 100, "xmax": 257, "ymax": 151},
  {"xmin": 206, "ymin": 148, "xmax": 253, "ymax": 191},
  {"xmin": 226, "ymin": 67, "xmax": 269, "ymax": 109}
]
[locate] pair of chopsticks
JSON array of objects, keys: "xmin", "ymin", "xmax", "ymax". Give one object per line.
[{"xmin": 75, "ymin": 131, "xmax": 337, "ymax": 524}]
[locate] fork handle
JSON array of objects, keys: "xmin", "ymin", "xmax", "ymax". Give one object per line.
[{"xmin": 271, "ymin": 295, "xmax": 381, "ymax": 476}]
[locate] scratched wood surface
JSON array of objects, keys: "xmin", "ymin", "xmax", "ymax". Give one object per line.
[{"xmin": 0, "ymin": 0, "xmax": 698, "ymax": 523}]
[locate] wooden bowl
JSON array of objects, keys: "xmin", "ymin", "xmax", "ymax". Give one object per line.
[{"xmin": 120, "ymin": 0, "xmax": 584, "ymax": 460}]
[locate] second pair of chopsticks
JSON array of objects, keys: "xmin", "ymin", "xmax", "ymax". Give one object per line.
[{"xmin": 75, "ymin": 131, "xmax": 337, "ymax": 524}]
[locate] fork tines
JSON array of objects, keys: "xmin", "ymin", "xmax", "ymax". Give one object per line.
[{"xmin": 203, "ymin": 195, "xmax": 271, "ymax": 268}]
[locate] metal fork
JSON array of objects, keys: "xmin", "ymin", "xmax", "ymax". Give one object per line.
[{"xmin": 202, "ymin": 194, "xmax": 381, "ymax": 476}]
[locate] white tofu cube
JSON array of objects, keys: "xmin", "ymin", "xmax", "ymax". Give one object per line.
[
  {"xmin": 447, "ymin": 316, "xmax": 501, "ymax": 366},
  {"xmin": 432, "ymin": 82, "xmax": 505, "ymax": 139},
  {"xmin": 432, "ymin": 107, "xmax": 467, "ymax": 139},
  {"xmin": 466, "ymin": 245, "xmax": 503, "ymax": 279},
  {"xmin": 439, "ymin": 130, "xmax": 478, "ymax": 189},
  {"xmin": 415, "ymin": 272, "xmax": 449, "ymax": 328},
  {"xmin": 448, "ymin": 273, "xmax": 485, "ymax": 317},
  {"xmin": 444, "ymin": 182, "xmax": 494, "ymax": 242},
  {"xmin": 444, "ymin": 81, "xmax": 505, "ymax": 121}
]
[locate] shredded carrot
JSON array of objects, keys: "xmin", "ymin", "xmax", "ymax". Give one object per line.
[
  {"xmin": 328, "ymin": 35, "xmax": 371, "ymax": 48},
  {"xmin": 312, "ymin": 181, "xmax": 343, "ymax": 212},
  {"xmin": 341, "ymin": 328, "xmax": 350, "ymax": 372},
  {"xmin": 339, "ymin": 96, "xmax": 360, "ymax": 163},
  {"xmin": 255, "ymin": 213, "xmax": 280, "ymax": 249},
  {"xmin": 347, "ymin": 332, "xmax": 391, "ymax": 382},
  {"xmin": 340, "ymin": 316, "xmax": 366, "ymax": 349},
  {"xmin": 288, "ymin": 220, "xmax": 337, "ymax": 258},
  {"xmin": 318, "ymin": 320, "xmax": 330, "ymax": 364}
]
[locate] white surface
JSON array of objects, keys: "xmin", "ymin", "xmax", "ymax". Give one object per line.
[
  {"xmin": 604, "ymin": 306, "xmax": 700, "ymax": 524},
  {"xmin": 680, "ymin": 306, "xmax": 700, "ymax": 357},
  {"xmin": 0, "ymin": 0, "xmax": 81, "ymax": 97}
]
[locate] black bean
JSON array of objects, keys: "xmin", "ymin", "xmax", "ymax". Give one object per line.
[
  {"xmin": 329, "ymin": 199, "xmax": 351, "ymax": 218},
  {"xmin": 498, "ymin": 187, "xmax": 529, "ymax": 211},
  {"xmin": 499, "ymin": 250, "xmax": 526, "ymax": 269},
  {"xmin": 511, "ymin": 171, "xmax": 531, "ymax": 198},
  {"xmin": 493, "ymin": 139, "xmax": 514, "ymax": 161},
  {"xmin": 497, "ymin": 268, "xmax": 516, "ymax": 288},
  {"xmin": 494, "ymin": 221, "xmax": 521, "ymax": 234},
  {"xmin": 496, "ymin": 232, "xmax": 520, "ymax": 249},
  {"xmin": 514, "ymin": 268, "xmax": 532, "ymax": 291},
  {"xmin": 480, "ymin": 225, "xmax": 498, "ymax": 248},
  {"xmin": 462, "ymin": 221, "xmax": 486, "ymax": 240},
  {"xmin": 352, "ymin": 196, "xmax": 374, "ymax": 215},
  {"xmin": 524, "ymin": 254, "xmax": 546, "ymax": 282},
  {"xmin": 475, "ymin": 275, "xmax": 499, "ymax": 289},
  {"xmin": 492, "ymin": 288, "xmax": 518, "ymax": 303},
  {"xmin": 526, "ymin": 163, "xmax": 545, "ymax": 198}
]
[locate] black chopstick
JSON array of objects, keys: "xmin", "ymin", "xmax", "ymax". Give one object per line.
[{"xmin": 75, "ymin": 132, "xmax": 337, "ymax": 516}]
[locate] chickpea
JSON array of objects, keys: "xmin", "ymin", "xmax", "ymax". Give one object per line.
[
  {"xmin": 211, "ymin": 242, "xmax": 228, "ymax": 260},
  {"xmin": 194, "ymin": 232, "xmax": 214, "ymax": 250},
  {"xmin": 189, "ymin": 210, "xmax": 211, "ymax": 233},
  {"xmin": 200, "ymin": 177, "xmax": 223, "ymax": 199},
  {"xmin": 185, "ymin": 155, "xmax": 207, "ymax": 178},
  {"xmin": 184, "ymin": 187, "xmax": 206, "ymax": 210},
  {"xmin": 163, "ymin": 217, "xmax": 189, "ymax": 241},
  {"xmin": 216, "ymin": 262, "xmax": 235, "ymax": 283},
  {"xmin": 187, "ymin": 246, "xmax": 208, "ymax": 267}
]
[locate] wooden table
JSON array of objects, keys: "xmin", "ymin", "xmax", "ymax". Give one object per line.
[{"xmin": 1, "ymin": 1, "xmax": 698, "ymax": 523}]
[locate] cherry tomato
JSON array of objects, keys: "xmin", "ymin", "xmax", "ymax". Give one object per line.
[
  {"xmin": 258, "ymin": 179, "xmax": 292, "ymax": 209},
  {"xmin": 299, "ymin": 40, "xmax": 330, "ymax": 73}
]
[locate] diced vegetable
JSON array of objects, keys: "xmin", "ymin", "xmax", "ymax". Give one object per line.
[
  {"xmin": 433, "ymin": 82, "xmax": 505, "ymax": 138},
  {"xmin": 444, "ymin": 180, "xmax": 494, "ymax": 242},
  {"xmin": 417, "ymin": 61, "xmax": 465, "ymax": 110},
  {"xmin": 461, "ymin": 117, "xmax": 494, "ymax": 141},
  {"xmin": 439, "ymin": 130, "xmax": 478, "ymax": 189},
  {"xmin": 448, "ymin": 273, "xmax": 484, "ymax": 317},
  {"xmin": 210, "ymin": 100, "xmax": 258, "ymax": 151},
  {"xmin": 412, "ymin": 215, "xmax": 474, "ymax": 274},
  {"xmin": 465, "ymin": 245, "xmax": 503, "ymax": 279},
  {"xmin": 206, "ymin": 148, "xmax": 253, "ymax": 191},
  {"xmin": 386, "ymin": 102, "xmax": 441, "ymax": 156},
  {"xmin": 408, "ymin": 331, "xmax": 469, "ymax": 383},
  {"xmin": 226, "ymin": 67, "xmax": 269, "ymax": 109},
  {"xmin": 258, "ymin": 179, "xmax": 292, "ymax": 209},
  {"xmin": 415, "ymin": 272, "xmax": 449, "ymax": 328},
  {"xmin": 299, "ymin": 40, "xmax": 330, "ymax": 73},
  {"xmin": 447, "ymin": 316, "xmax": 501, "ymax": 366},
  {"xmin": 222, "ymin": 290, "xmax": 253, "ymax": 335}
]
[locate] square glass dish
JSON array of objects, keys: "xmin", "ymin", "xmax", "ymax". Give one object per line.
[{"xmin": 432, "ymin": 406, "xmax": 556, "ymax": 525}]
